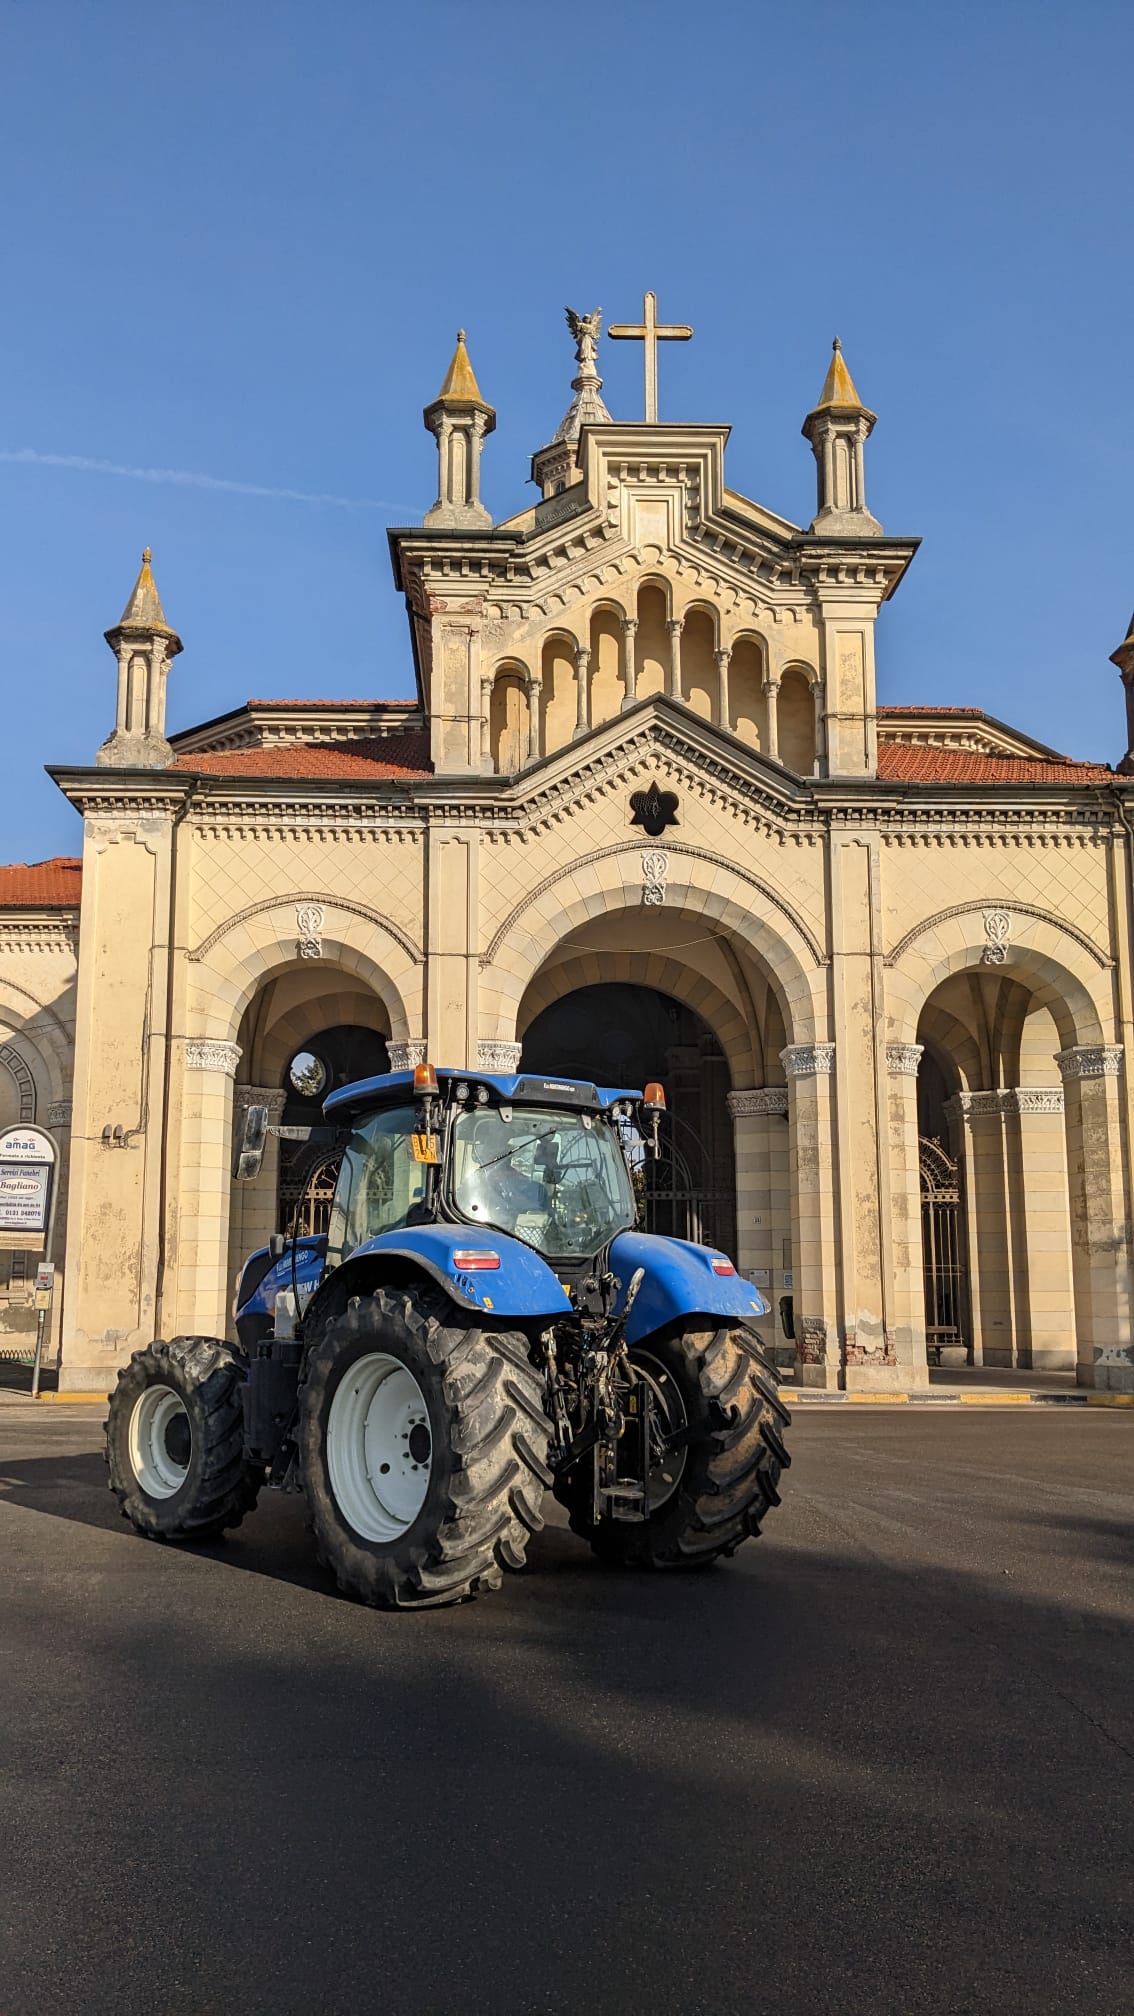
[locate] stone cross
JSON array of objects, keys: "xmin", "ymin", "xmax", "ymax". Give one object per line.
[{"xmin": 609, "ymin": 290, "xmax": 693, "ymax": 423}]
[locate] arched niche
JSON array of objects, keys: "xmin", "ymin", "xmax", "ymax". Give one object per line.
[
  {"xmin": 540, "ymin": 634, "xmax": 577, "ymax": 756},
  {"xmin": 490, "ymin": 668, "xmax": 529, "ymax": 774},
  {"xmin": 635, "ymin": 584, "xmax": 669, "ymax": 699},
  {"xmin": 730, "ymin": 637, "xmax": 764, "ymax": 748},
  {"xmin": 681, "ymin": 609, "xmax": 717, "ymax": 721},
  {"xmin": 589, "ymin": 607, "xmax": 624, "ymax": 727},
  {"xmin": 778, "ymin": 666, "xmax": 816, "ymax": 774}
]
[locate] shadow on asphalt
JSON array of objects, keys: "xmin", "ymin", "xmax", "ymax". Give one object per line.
[{"xmin": 2, "ymin": 1433, "xmax": 1133, "ymax": 2016}]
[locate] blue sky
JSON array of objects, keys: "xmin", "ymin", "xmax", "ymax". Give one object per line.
[{"xmin": 1, "ymin": 0, "xmax": 1132, "ymax": 859}]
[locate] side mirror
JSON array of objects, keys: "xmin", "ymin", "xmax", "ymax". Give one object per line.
[
  {"xmin": 234, "ymin": 1102, "xmax": 268, "ymax": 1181},
  {"xmin": 268, "ymin": 1232, "xmax": 287, "ymax": 1260}
]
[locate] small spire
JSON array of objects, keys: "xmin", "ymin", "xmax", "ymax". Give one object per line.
[
  {"xmin": 435, "ymin": 329, "xmax": 489, "ymax": 406},
  {"xmin": 116, "ymin": 546, "xmax": 174, "ymax": 634},
  {"xmin": 812, "ymin": 335, "xmax": 871, "ymax": 415}
]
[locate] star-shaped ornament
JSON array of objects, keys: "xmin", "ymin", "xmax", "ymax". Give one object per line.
[{"xmin": 629, "ymin": 780, "xmax": 679, "ymax": 838}]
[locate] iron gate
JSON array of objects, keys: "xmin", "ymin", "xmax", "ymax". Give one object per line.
[{"xmin": 919, "ymin": 1136, "xmax": 968, "ymax": 1361}]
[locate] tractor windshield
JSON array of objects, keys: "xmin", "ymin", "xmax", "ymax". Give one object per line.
[{"xmin": 451, "ymin": 1106, "xmax": 636, "ymax": 1258}]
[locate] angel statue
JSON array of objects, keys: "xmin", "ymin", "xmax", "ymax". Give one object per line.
[{"xmin": 565, "ymin": 306, "xmax": 602, "ymax": 373}]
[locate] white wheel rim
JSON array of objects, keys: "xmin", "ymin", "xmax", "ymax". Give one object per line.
[
  {"xmin": 128, "ymin": 1384, "xmax": 192, "ymax": 1499},
  {"xmin": 326, "ymin": 1352, "xmax": 433, "ymax": 1543}
]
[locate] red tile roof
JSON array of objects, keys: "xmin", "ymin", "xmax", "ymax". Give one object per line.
[
  {"xmin": 246, "ymin": 698, "xmax": 418, "ymax": 710},
  {"xmin": 169, "ymin": 733, "xmax": 432, "ymax": 781},
  {"xmin": 876, "ymin": 743, "xmax": 1115, "ymax": 786},
  {"xmin": 0, "ymin": 857, "xmax": 83, "ymax": 907},
  {"xmin": 877, "ymin": 704, "xmax": 984, "ymax": 717}
]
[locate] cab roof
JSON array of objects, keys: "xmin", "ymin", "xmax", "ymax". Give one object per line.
[{"xmin": 323, "ymin": 1067, "xmax": 641, "ymax": 1119}]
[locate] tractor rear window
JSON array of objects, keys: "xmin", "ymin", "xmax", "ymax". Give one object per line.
[
  {"xmin": 326, "ymin": 1105, "xmax": 427, "ymax": 1266},
  {"xmin": 451, "ymin": 1106, "xmax": 635, "ymax": 1258}
]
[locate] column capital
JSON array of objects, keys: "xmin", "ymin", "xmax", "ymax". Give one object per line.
[
  {"xmin": 727, "ymin": 1087, "xmax": 788, "ymax": 1118},
  {"xmin": 1055, "ymin": 1045, "xmax": 1123, "ymax": 1080},
  {"xmin": 885, "ymin": 1042, "xmax": 924, "ymax": 1076},
  {"xmin": 780, "ymin": 1043, "xmax": 835, "ymax": 1078},
  {"xmin": 185, "ymin": 1040, "xmax": 242, "ymax": 1077},
  {"xmin": 387, "ymin": 1039, "xmax": 427, "ymax": 1071},
  {"xmin": 477, "ymin": 1039, "xmax": 523, "ymax": 1072},
  {"xmin": 234, "ymin": 1085, "xmax": 288, "ymax": 1122}
]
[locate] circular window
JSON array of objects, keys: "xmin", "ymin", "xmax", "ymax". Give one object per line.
[{"xmin": 288, "ymin": 1050, "xmax": 328, "ymax": 1098}]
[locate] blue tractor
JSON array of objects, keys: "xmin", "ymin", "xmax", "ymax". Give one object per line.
[{"xmin": 106, "ymin": 1064, "xmax": 791, "ymax": 1608}]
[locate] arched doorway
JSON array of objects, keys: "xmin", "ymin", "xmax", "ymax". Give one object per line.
[
  {"xmin": 917, "ymin": 1045, "xmax": 971, "ymax": 1365},
  {"xmin": 520, "ymin": 982, "xmax": 736, "ymax": 1256},
  {"xmin": 276, "ymin": 1024, "xmax": 390, "ymax": 1235}
]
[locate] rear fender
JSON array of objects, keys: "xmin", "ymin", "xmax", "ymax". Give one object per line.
[
  {"xmin": 608, "ymin": 1229, "xmax": 769, "ymax": 1348},
  {"xmin": 302, "ymin": 1224, "xmax": 571, "ymax": 1335}
]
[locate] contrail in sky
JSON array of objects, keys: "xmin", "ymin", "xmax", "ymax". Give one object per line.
[{"xmin": 0, "ymin": 447, "xmax": 422, "ymax": 515}]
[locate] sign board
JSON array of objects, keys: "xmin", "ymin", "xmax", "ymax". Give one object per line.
[{"xmin": 0, "ymin": 1127, "xmax": 56, "ymax": 1248}]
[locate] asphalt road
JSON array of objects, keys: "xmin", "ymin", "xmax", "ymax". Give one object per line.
[{"xmin": 0, "ymin": 1406, "xmax": 1130, "ymax": 2016}]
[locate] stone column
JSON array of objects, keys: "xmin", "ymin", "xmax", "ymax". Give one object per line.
[
  {"xmin": 666, "ymin": 619, "xmax": 683, "ymax": 701},
  {"xmin": 727, "ymin": 1088, "xmax": 789, "ymax": 1362},
  {"xmin": 947, "ymin": 1092, "xmax": 1013, "ymax": 1367},
  {"xmin": 170, "ymin": 1040, "xmax": 242, "ymax": 1342},
  {"xmin": 715, "ymin": 647, "xmax": 731, "ymax": 731},
  {"xmin": 763, "ymin": 677, "xmax": 780, "ymax": 761},
  {"xmin": 480, "ymin": 676, "xmax": 492, "ymax": 770},
  {"xmin": 526, "ymin": 676, "xmax": 542, "ymax": 763},
  {"xmin": 1056, "ymin": 1046, "xmax": 1133, "ymax": 1390},
  {"xmin": 227, "ymin": 1086, "xmax": 288, "ymax": 1323},
  {"xmin": 573, "ymin": 646, "xmax": 591, "ymax": 739},
  {"xmin": 885, "ymin": 1043, "xmax": 927, "ymax": 1375},
  {"xmin": 621, "ymin": 617, "xmax": 638, "ymax": 708},
  {"xmin": 1003, "ymin": 1087, "xmax": 1075, "ymax": 1372},
  {"xmin": 469, "ymin": 411, "xmax": 487, "ymax": 509},
  {"xmin": 781, "ymin": 1043, "xmax": 841, "ymax": 1388}
]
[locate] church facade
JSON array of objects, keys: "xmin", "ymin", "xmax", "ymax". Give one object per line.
[{"xmin": 3, "ymin": 305, "xmax": 1133, "ymax": 1393}]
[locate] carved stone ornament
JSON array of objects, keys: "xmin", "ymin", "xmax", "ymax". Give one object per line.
[
  {"xmin": 630, "ymin": 779, "xmax": 679, "ymax": 838},
  {"xmin": 982, "ymin": 911, "xmax": 1012, "ymax": 965},
  {"xmin": 477, "ymin": 1040, "xmax": 524, "ymax": 1073},
  {"xmin": 387, "ymin": 1040, "xmax": 428, "ymax": 1071},
  {"xmin": 886, "ymin": 1043, "xmax": 924, "ymax": 1076},
  {"xmin": 641, "ymin": 850, "xmax": 669, "ymax": 906},
  {"xmin": 185, "ymin": 1040, "xmax": 242, "ymax": 1076},
  {"xmin": 296, "ymin": 903, "xmax": 325, "ymax": 960},
  {"xmin": 1008, "ymin": 1087, "xmax": 1065, "ymax": 1115},
  {"xmin": 946, "ymin": 1086, "xmax": 1065, "ymax": 1122},
  {"xmin": 47, "ymin": 1099, "xmax": 73, "ymax": 1129},
  {"xmin": 780, "ymin": 1044, "xmax": 835, "ymax": 1078},
  {"xmin": 234, "ymin": 1085, "xmax": 288, "ymax": 1123},
  {"xmin": 726, "ymin": 1088, "xmax": 789, "ymax": 1118},
  {"xmin": 1055, "ymin": 1045, "xmax": 1124, "ymax": 1081}
]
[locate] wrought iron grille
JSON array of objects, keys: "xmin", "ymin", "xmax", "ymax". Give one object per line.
[{"xmin": 919, "ymin": 1136, "xmax": 968, "ymax": 1360}]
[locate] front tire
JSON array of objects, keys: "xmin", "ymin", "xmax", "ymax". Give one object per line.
[
  {"xmin": 106, "ymin": 1337, "xmax": 261, "ymax": 1541},
  {"xmin": 556, "ymin": 1322, "xmax": 790, "ymax": 1569},
  {"xmin": 299, "ymin": 1288, "xmax": 552, "ymax": 1609}
]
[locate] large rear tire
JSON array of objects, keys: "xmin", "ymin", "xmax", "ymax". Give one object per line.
[
  {"xmin": 556, "ymin": 1322, "xmax": 790, "ymax": 1569},
  {"xmin": 298, "ymin": 1287, "xmax": 552, "ymax": 1609},
  {"xmin": 105, "ymin": 1336, "xmax": 262, "ymax": 1542}
]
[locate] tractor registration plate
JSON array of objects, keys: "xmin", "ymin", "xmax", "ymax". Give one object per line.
[{"xmin": 411, "ymin": 1132, "xmax": 440, "ymax": 1164}]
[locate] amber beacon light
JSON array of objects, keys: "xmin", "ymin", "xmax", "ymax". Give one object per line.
[{"xmin": 413, "ymin": 1061, "xmax": 440, "ymax": 1097}]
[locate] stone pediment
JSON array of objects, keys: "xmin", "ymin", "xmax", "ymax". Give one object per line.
[{"xmin": 499, "ymin": 692, "xmax": 819, "ymax": 838}]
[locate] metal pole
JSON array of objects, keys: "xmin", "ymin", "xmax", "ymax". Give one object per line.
[{"xmin": 30, "ymin": 1306, "xmax": 46, "ymax": 1400}]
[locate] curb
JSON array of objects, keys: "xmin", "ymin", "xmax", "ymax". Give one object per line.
[{"xmin": 778, "ymin": 1389, "xmax": 1134, "ymax": 1408}]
